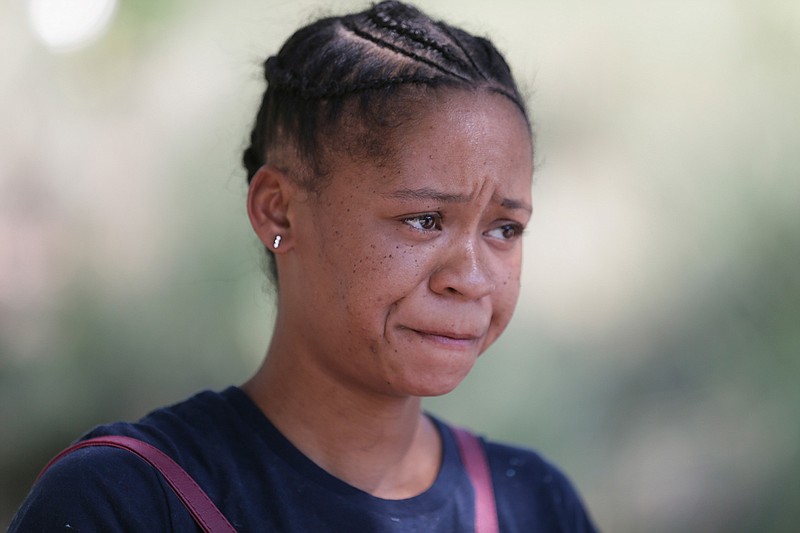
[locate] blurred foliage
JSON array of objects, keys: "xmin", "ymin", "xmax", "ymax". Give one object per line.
[{"xmin": 2, "ymin": 1, "xmax": 799, "ymax": 531}]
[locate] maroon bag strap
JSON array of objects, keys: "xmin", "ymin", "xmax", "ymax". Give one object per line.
[
  {"xmin": 452, "ymin": 427, "xmax": 500, "ymax": 533},
  {"xmin": 37, "ymin": 435, "xmax": 236, "ymax": 533},
  {"xmin": 40, "ymin": 430, "xmax": 494, "ymax": 532}
]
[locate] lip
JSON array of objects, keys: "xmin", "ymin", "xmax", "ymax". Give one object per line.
[{"xmin": 399, "ymin": 326, "xmax": 482, "ymax": 348}]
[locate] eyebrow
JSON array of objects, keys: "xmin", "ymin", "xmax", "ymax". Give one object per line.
[
  {"xmin": 386, "ymin": 187, "xmax": 469, "ymax": 203},
  {"xmin": 386, "ymin": 187, "xmax": 532, "ymax": 214},
  {"xmin": 500, "ymin": 197, "xmax": 533, "ymax": 214}
]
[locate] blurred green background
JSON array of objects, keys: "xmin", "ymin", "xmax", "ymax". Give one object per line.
[{"xmin": 1, "ymin": 0, "xmax": 798, "ymax": 531}]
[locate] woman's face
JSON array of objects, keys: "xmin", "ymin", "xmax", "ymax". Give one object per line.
[{"xmin": 282, "ymin": 90, "xmax": 533, "ymax": 398}]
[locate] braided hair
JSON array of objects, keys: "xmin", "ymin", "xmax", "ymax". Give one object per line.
[{"xmin": 242, "ymin": 0, "xmax": 529, "ymax": 281}]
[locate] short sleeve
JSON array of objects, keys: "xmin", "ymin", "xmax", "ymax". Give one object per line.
[{"xmin": 8, "ymin": 445, "xmax": 188, "ymax": 532}]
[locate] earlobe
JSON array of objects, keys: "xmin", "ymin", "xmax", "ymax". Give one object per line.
[{"xmin": 247, "ymin": 165, "xmax": 294, "ymax": 252}]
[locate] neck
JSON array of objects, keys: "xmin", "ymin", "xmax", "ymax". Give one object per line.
[{"xmin": 241, "ymin": 323, "xmax": 442, "ymax": 499}]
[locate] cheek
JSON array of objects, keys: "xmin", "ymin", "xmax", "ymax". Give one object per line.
[
  {"xmin": 332, "ymin": 239, "xmax": 428, "ymax": 312},
  {"xmin": 486, "ymin": 261, "xmax": 523, "ymax": 340},
  {"xmin": 497, "ymin": 270, "xmax": 522, "ymax": 315}
]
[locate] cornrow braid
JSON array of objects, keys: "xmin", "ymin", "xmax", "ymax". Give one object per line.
[
  {"xmin": 266, "ymin": 55, "xmax": 442, "ymax": 100},
  {"xmin": 366, "ymin": 8, "xmax": 470, "ymax": 73},
  {"xmin": 341, "ymin": 21, "xmax": 472, "ymax": 83},
  {"xmin": 242, "ymin": 0, "xmax": 529, "ymax": 285},
  {"xmin": 438, "ymin": 24, "xmax": 489, "ymax": 82}
]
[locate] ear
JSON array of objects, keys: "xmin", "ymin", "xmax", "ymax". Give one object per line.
[{"xmin": 247, "ymin": 165, "xmax": 297, "ymax": 252}]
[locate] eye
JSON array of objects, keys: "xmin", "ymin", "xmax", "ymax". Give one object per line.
[
  {"xmin": 485, "ymin": 223, "xmax": 525, "ymax": 241},
  {"xmin": 402, "ymin": 213, "xmax": 442, "ymax": 232}
]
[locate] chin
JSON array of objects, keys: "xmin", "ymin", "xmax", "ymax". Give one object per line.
[
  {"xmin": 388, "ymin": 357, "xmax": 476, "ymax": 398},
  {"xmin": 412, "ymin": 381, "xmax": 463, "ymax": 398}
]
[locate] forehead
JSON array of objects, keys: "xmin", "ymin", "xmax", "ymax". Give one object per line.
[
  {"xmin": 327, "ymin": 90, "xmax": 533, "ymax": 201},
  {"xmin": 398, "ymin": 90, "xmax": 531, "ymax": 170}
]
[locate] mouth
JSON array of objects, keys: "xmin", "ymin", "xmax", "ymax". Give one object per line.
[{"xmin": 399, "ymin": 326, "xmax": 482, "ymax": 349}]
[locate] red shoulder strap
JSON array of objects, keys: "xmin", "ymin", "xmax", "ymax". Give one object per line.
[
  {"xmin": 452, "ymin": 427, "xmax": 500, "ymax": 533},
  {"xmin": 38, "ymin": 435, "xmax": 236, "ymax": 533}
]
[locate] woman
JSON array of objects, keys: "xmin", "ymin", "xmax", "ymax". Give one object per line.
[{"xmin": 11, "ymin": 1, "xmax": 598, "ymax": 531}]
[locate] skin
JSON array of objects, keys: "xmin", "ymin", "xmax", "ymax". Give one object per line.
[{"xmin": 243, "ymin": 89, "xmax": 533, "ymax": 499}]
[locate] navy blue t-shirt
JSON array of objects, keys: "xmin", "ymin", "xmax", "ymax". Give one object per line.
[{"xmin": 10, "ymin": 387, "xmax": 597, "ymax": 532}]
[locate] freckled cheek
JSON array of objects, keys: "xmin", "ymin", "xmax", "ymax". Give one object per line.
[
  {"xmin": 490, "ymin": 270, "xmax": 523, "ymax": 329},
  {"xmin": 338, "ymin": 242, "xmax": 424, "ymax": 306}
]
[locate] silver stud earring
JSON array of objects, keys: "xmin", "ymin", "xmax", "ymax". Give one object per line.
[{"xmin": 272, "ymin": 235, "xmax": 282, "ymax": 249}]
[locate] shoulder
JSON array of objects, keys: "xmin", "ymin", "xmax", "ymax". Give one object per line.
[
  {"xmin": 70, "ymin": 387, "xmax": 251, "ymax": 484},
  {"xmin": 483, "ymin": 438, "xmax": 573, "ymax": 495},
  {"xmin": 85, "ymin": 388, "xmax": 239, "ymax": 448},
  {"xmin": 10, "ymin": 388, "xmax": 240, "ymax": 532},
  {"xmin": 483, "ymin": 436, "xmax": 599, "ymax": 533},
  {"xmin": 9, "ymin": 444, "xmax": 183, "ymax": 531}
]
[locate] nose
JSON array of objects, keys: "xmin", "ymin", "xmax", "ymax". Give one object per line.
[{"xmin": 429, "ymin": 237, "xmax": 495, "ymax": 300}]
